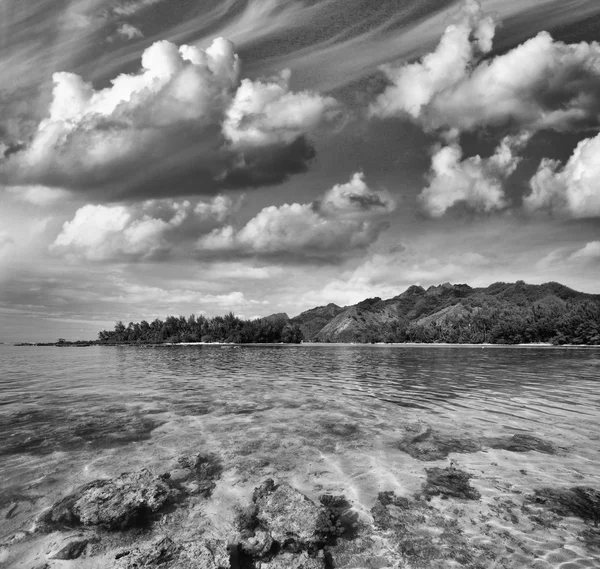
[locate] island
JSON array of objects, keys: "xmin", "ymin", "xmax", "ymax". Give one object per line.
[{"xmin": 92, "ymin": 281, "xmax": 600, "ymax": 346}]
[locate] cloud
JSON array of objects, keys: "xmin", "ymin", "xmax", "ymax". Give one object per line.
[
  {"xmin": 370, "ymin": 0, "xmax": 494, "ymax": 121},
  {"xmin": 6, "ymin": 185, "xmax": 70, "ymax": 206},
  {"xmin": 112, "ymin": 0, "xmax": 164, "ymax": 17},
  {"xmin": 1, "ymin": 38, "xmax": 340, "ymax": 200},
  {"xmin": 571, "ymin": 241, "xmax": 600, "ymax": 260},
  {"xmin": 371, "ymin": 0, "xmax": 600, "ymax": 134},
  {"xmin": 115, "ymin": 23, "xmax": 144, "ymax": 40},
  {"xmin": 50, "ymin": 195, "xmax": 238, "ymax": 261},
  {"xmin": 0, "ymin": 232, "xmax": 15, "ymax": 254},
  {"xmin": 525, "ymin": 133, "xmax": 600, "ymax": 217},
  {"xmin": 223, "ymin": 69, "xmax": 339, "ymax": 148},
  {"xmin": 419, "ymin": 133, "xmax": 529, "ymax": 217},
  {"xmin": 198, "ymin": 172, "xmax": 395, "ymax": 261}
]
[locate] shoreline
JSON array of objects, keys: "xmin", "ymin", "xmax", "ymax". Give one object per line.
[{"xmin": 9, "ymin": 341, "xmax": 600, "ymax": 348}]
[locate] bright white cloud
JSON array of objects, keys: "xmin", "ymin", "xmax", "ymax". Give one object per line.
[
  {"xmin": 1, "ymin": 38, "xmax": 340, "ymax": 200},
  {"xmin": 51, "ymin": 195, "xmax": 238, "ymax": 261},
  {"xmin": 371, "ymin": 0, "xmax": 494, "ymax": 121},
  {"xmin": 223, "ymin": 69, "xmax": 339, "ymax": 148},
  {"xmin": 525, "ymin": 133, "xmax": 600, "ymax": 217},
  {"xmin": 198, "ymin": 172, "xmax": 394, "ymax": 260},
  {"xmin": 419, "ymin": 133, "xmax": 529, "ymax": 217},
  {"xmin": 372, "ymin": 0, "xmax": 600, "ymax": 134}
]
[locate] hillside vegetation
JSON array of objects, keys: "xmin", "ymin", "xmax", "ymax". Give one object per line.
[
  {"xmin": 97, "ymin": 281, "xmax": 600, "ymax": 345},
  {"xmin": 292, "ymin": 281, "xmax": 600, "ymax": 345}
]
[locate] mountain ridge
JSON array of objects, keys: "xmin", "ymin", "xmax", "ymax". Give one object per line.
[{"xmin": 288, "ymin": 281, "xmax": 600, "ymax": 344}]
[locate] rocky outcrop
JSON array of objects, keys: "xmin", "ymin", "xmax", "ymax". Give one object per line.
[
  {"xmin": 314, "ymin": 299, "xmax": 399, "ymax": 343},
  {"xmin": 37, "ymin": 469, "xmax": 176, "ymax": 531},
  {"xmin": 37, "ymin": 453, "xmax": 222, "ymax": 533},
  {"xmin": 290, "ymin": 303, "xmax": 346, "ymax": 341},
  {"xmin": 252, "ymin": 480, "xmax": 324, "ymax": 549},
  {"xmin": 234, "ymin": 480, "xmax": 352, "ymax": 567}
]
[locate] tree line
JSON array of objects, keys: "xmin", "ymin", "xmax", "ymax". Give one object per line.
[{"xmin": 97, "ymin": 313, "xmax": 303, "ymax": 344}]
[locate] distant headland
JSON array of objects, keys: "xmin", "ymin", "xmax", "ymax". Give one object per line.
[{"xmin": 14, "ymin": 281, "xmax": 600, "ymax": 346}]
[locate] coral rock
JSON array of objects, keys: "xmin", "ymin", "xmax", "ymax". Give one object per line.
[{"xmin": 38, "ymin": 469, "xmax": 176, "ymax": 531}]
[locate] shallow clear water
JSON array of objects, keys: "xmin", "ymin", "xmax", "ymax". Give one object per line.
[{"xmin": 2, "ymin": 344, "xmax": 600, "ymax": 567}]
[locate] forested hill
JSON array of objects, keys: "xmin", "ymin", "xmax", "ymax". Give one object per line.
[
  {"xmin": 290, "ymin": 281, "xmax": 600, "ymax": 344},
  {"xmin": 97, "ymin": 281, "xmax": 600, "ymax": 345}
]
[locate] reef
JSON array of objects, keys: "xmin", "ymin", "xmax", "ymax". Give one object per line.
[
  {"xmin": 3, "ymin": 456, "xmax": 600, "ymax": 569},
  {"xmin": 397, "ymin": 425, "xmax": 556, "ymax": 461}
]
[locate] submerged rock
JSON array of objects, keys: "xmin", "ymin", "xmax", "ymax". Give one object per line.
[
  {"xmin": 487, "ymin": 433, "xmax": 556, "ymax": 454},
  {"xmin": 46, "ymin": 533, "xmax": 93, "ymax": 560},
  {"xmin": 422, "ymin": 467, "xmax": 481, "ymax": 500},
  {"xmin": 527, "ymin": 487, "xmax": 600, "ymax": 526},
  {"xmin": 114, "ymin": 536, "xmax": 230, "ymax": 569},
  {"xmin": 235, "ymin": 480, "xmax": 351, "ymax": 567},
  {"xmin": 165, "ymin": 453, "xmax": 222, "ymax": 497},
  {"xmin": 252, "ymin": 481, "xmax": 323, "ymax": 550},
  {"xmin": 239, "ymin": 529, "xmax": 274, "ymax": 558},
  {"xmin": 324, "ymin": 533, "xmax": 393, "ymax": 569},
  {"xmin": 38, "ymin": 469, "xmax": 176, "ymax": 531},
  {"xmin": 397, "ymin": 427, "xmax": 481, "ymax": 461},
  {"xmin": 0, "ymin": 406, "xmax": 165, "ymax": 456},
  {"xmin": 396, "ymin": 425, "xmax": 556, "ymax": 462},
  {"xmin": 255, "ymin": 551, "xmax": 326, "ymax": 568},
  {"xmin": 368, "ymin": 490, "xmax": 489, "ymax": 567}
]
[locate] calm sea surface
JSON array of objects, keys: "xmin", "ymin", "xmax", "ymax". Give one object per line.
[{"xmin": 1, "ymin": 344, "xmax": 600, "ymax": 566}]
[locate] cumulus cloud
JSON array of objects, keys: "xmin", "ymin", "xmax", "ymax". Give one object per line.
[
  {"xmin": 50, "ymin": 195, "xmax": 238, "ymax": 261},
  {"xmin": 223, "ymin": 69, "xmax": 339, "ymax": 148},
  {"xmin": 419, "ymin": 133, "xmax": 529, "ymax": 217},
  {"xmin": 198, "ymin": 172, "xmax": 395, "ymax": 261},
  {"xmin": 0, "ymin": 38, "xmax": 340, "ymax": 200},
  {"xmin": 371, "ymin": 0, "xmax": 600, "ymax": 134},
  {"xmin": 525, "ymin": 133, "xmax": 600, "ymax": 218},
  {"xmin": 371, "ymin": 0, "xmax": 494, "ymax": 121}
]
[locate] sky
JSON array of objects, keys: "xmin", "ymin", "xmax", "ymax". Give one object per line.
[{"xmin": 1, "ymin": 0, "xmax": 600, "ymax": 342}]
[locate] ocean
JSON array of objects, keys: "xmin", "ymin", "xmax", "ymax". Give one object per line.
[{"xmin": 1, "ymin": 344, "xmax": 600, "ymax": 568}]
